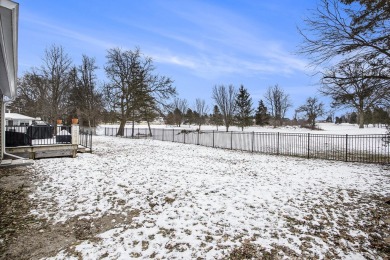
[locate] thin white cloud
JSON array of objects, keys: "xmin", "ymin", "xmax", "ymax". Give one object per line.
[
  {"xmin": 150, "ymin": 49, "xmax": 301, "ymax": 80},
  {"xmin": 21, "ymin": 14, "xmax": 115, "ymax": 50},
  {"xmin": 21, "ymin": 2, "xmax": 310, "ymax": 81},
  {"xmin": 134, "ymin": 0, "xmax": 310, "ymax": 78}
]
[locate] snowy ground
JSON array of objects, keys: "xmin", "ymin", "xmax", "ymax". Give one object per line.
[{"xmin": 27, "ymin": 136, "xmax": 390, "ymax": 259}]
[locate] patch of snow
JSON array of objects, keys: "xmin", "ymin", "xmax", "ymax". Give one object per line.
[{"xmin": 30, "ymin": 136, "xmax": 389, "ymax": 259}]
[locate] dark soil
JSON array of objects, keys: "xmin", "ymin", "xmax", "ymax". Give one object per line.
[{"xmin": 0, "ymin": 166, "xmax": 139, "ymax": 260}]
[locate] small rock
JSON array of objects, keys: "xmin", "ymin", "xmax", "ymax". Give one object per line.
[{"xmin": 39, "ymin": 229, "xmax": 44, "ymax": 233}]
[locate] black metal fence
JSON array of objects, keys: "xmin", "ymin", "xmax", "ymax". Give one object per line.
[
  {"xmin": 79, "ymin": 129, "xmax": 93, "ymax": 152},
  {"xmin": 104, "ymin": 127, "xmax": 390, "ymax": 164},
  {"xmin": 5, "ymin": 125, "xmax": 92, "ymax": 151}
]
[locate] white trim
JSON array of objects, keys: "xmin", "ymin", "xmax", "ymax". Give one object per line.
[
  {"xmin": 0, "ymin": 0, "xmax": 17, "ymax": 10},
  {"xmin": 0, "ymin": 0, "xmax": 17, "ymax": 97}
]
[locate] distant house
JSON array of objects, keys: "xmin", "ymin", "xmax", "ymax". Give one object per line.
[{"xmin": 5, "ymin": 112, "xmax": 35, "ymax": 126}]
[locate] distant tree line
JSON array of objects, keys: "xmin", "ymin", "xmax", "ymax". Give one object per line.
[{"xmin": 166, "ymin": 84, "xmax": 324, "ymax": 131}]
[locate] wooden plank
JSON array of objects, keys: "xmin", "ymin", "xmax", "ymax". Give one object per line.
[{"xmin": 35, "ymin": 149, "xmax": 74, "ymax": 159}]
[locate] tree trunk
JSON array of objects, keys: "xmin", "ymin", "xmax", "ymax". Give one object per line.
[
  {"xmin": 147, "ymin": 119, "xmax": 152, "ymax": 136},
  {"xmin": 358, "ymin": 111, "xmax": 364, "ymax": 129},
  {"xmin": 117, "ymin": 119, "xmax": 126, "ymax": 136},
  {"xmin": 131, "ymin": 119, "xmax": 135, "ymax": 138},
  {"xmin": 131, "ymin": 110, "xmax": 135, "ymax": 138}
]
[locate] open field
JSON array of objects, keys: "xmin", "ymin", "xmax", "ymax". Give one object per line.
[
  {"xmin": 1, "ymin": 136, "xmax": 389, "ymax": 259},
  {"xmin": 97, "ymin": 122, "xmax": 388, "ymax": 135}
]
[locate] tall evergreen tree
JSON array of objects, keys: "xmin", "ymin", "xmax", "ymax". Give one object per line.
[
  {"xmin": 210, "ymin": 105, "xmax": 223, "ymax": 131},
  {"xmin": 235, "ymin": 85, "xmax": 253, "ymax": 131},
  {"xmin": 173, "ymin": 108, "xmax": 183, "ymax": 127},
  {"xmin": 372, "ymin": 107, "xmax": 390, "ymax": 126},
  {"xmin": 185, "ymin": 108, "xmax": 194, "ymax": 125},
  {"xmin": 255, "ymin": 100, "xmax": 270, "ymax": 126}
]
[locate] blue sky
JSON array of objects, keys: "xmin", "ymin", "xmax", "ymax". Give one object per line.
[{"xmin": 18, "ymin": 0, "xmax": 325, "ymax": 117}]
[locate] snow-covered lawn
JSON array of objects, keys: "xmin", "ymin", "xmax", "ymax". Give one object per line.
[
  {"xmin": 97, "ymin": 122, "xmax": 388, "ymax": 135},
  {"xmin": 30, "ymin": 136, "xmax": 389, "ymax": 259}
]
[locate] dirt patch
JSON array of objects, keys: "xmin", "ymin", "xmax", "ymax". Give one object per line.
[
  {"xmin": 0, "ymin": 166, "xmax": 140, "ymax": 260},
  {"xmin": 0, "ymin": 167, "xmax": 36, "ymax": 259}
]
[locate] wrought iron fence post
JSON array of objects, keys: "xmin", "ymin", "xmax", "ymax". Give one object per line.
[
  {"xmin": 90, "ymin": 132, "xmax": 93, "ymax": 153},
  {"xmin": 307, "ymin": 133, "xmax": 310, "ymax": 159},
  {"xmin": 231, "ymin": 131, "xmax": 233, "ymax": 150},
  {"xmin": 162, "ymin": 128, "xmax": 165, "ymax": 141},
  {"xmin": 172, "ymin": 129, "xmax": 175, "ymax": 142},
  {"xmin": 213, "ymin": 130, "xmax": 215, "ymax": 148},
  {"xmin": 252, "ymin": 131, "xmax": 254, "ymax": 152},
  {"xmin": 345, "ymin": 134, "xmax": 348, "ymax": 162}
]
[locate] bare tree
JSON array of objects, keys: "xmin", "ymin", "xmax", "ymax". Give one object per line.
[
  {"xmin": 299, "ymin": 0, "xmax": 390, "ymax": 81},
  {"xmin": 11, "ymin": 72, "xmax": 47, "ymax": 118},
  {"xmin": 11, "ymin": 45, "xmax": 73, "ymax": 125},
  {"xmin": 105, "ymin": 47, "xmax": 175, "ymax": 136},
  {"xmin": 104, "ymin": 48, "xmax": 138, "ymax": 136},
  {"xmin": 68, "ymin": 55, "xmax": 104, "ymax": 127},
  {"xmin": 194, "ymin": 98, "xmax": 209, "ymax": 130},
  {"xmin": 321, "ymin": 60, "xmax": 389, "ymax": 128},
  {"xmin": 41, "ymin": 45, "xmax": 73, "ymax": 124},
  {"xmin": 212, "ymin": 84, "xmax": 237, "ymax": 132},
  {"xmin": 264, "ymin": 85, "xmax": 292, "ymax": 127},
  {"xmin": 296, "ymin": 97, "xmax": 325, "ymax": 129}
]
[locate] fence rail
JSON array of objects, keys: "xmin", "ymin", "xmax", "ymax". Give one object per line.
[
  {"xmin": 79, "ymin": 129, "xmax": 93, "ymax": 152},
  {"xmin": 104, "ymin": 127, "xmax": 390, "ymax": 164}
]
